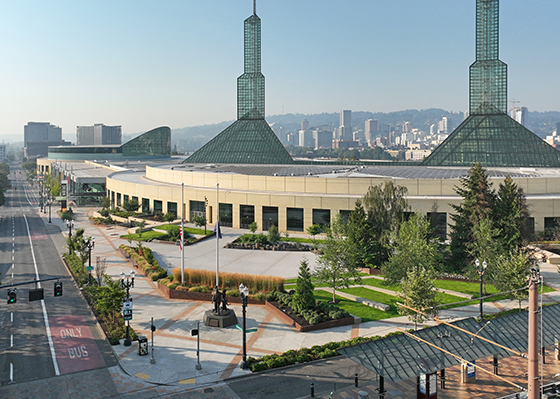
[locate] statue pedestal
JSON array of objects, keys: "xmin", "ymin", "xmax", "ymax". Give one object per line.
[{"xmin": 203, "ymin": 309, "xmax": 238, "ymax": 328}]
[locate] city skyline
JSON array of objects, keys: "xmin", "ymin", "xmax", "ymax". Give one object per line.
[{"xmin": 0, "ymin": 0, "xmax": 558, "ymax": 142}]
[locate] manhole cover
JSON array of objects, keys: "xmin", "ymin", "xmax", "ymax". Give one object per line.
[{"xmin": 203, "ymin": 388, "xmax": 214, "ymax": 393}]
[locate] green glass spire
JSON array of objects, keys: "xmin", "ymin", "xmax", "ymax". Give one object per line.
[
  {"xmin": 422, "ymin": 0, "xmax": 560, "ymax": 168},
  {"xmin": 186, "ymin": 1, "xmax": 293, "ymax": 165},
  {"xmin": 469, "ymin": 0, "xmax": 507, "ymax": 114}
]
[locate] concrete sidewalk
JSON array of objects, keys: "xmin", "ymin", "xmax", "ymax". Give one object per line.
[{"xmin": 38, "ymin": 204, "xmax": 560, "ymax": 397}]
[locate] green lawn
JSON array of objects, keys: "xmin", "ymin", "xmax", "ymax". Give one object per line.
[
  {"xmin": 313, "ymin": 290, "xmax": 400, "ymax": 322},
  {"xmin": 280, "ymin": 237, "xmax": 327, "ymax": 245},
  {"xmin": 157, "ymin": 224, "xmax": 211, "ymax": 235},
  {"xmin": 121, "ymin": 231, "xmax": 168, "ymax": 242}
]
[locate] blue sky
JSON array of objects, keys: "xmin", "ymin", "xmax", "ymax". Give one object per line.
[{"xmin": 0, "ymin": 0, "xmax": 558, "ymax": 142}]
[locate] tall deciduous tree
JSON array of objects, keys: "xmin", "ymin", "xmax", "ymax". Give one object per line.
[
  {"xmin": 314, "ymin": 215, "xmax": 362, "ymax": 303},
  {"xmin": 449, "ymin": 163, "xmax": 496, "ymax": 271},
  {"xmin": 399, "ymin": 266, "xmax": 440, "ymax": 331},
  {"xmin": 361, "ymin": 181, "xmax": 410, "ymax": 266},
  {"xmin": 493, "ymin": 252, "xmax": 534, "ymax": 309},
  {"xmin": 494, "ymin": 176, "xmax": 530, "ymax": 251},
  {"xmin": 383, "ymin": 212, "xmax": 442, "ymax": 286},
  {"xmin": 292, "ymin": 258, "xmax": 316, "ymax": 313}
]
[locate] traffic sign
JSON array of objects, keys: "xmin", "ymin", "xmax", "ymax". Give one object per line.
[
  {"xmin": 123, "ymin": 309, "xmax": 133, "ymax": 321},
  {"xmin": 86, "ymin": 266, "xmax": 94, "ymax": 271}
]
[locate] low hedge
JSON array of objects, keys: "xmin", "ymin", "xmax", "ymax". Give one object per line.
[
  {"xmin": 271, "ymin": 291, "xmax": 349, "ymax": 325},
  {"xmin": 120, "ymin": 244, "xmax": 168, "ymax": 281}
]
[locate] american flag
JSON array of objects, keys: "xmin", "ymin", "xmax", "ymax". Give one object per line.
[{"xmin": 179, "ymin": 225, "xmax": 183, "ymax": 250}]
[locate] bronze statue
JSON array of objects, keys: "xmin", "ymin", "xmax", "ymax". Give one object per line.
[
  {"xmin": 221, "ymin": 288, "xmax": 229, "ymax": 312},
  {"xmin": 212, "ymin": 286, "xmax": 221, "ymax": 314}
]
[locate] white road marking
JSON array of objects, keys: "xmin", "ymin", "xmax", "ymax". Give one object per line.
[
  {"xmin": 10, "ymin": 363, "xmax": 13, "ymax": 383},
  {"xmin": 11, "ymin": 334, "xmax": 13, "ymax": 347},
  {"xmin": 11, "ymin": 312, "xmax": 13, "ymax": 322},
  {"xmin": 23, "ymin": 214, "xmax": 60, "ymax": 376},
  {"xmin": 11, "ymin": 264, "xmax": 14, "ymax": 269}
]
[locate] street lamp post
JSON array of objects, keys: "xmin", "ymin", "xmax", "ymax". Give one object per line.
[
  {"xmin": 67, "ymin": 220, "xmax": 75, "ymax": 254},
  {"xmin": 475, "ymin": 259, "xmax": 487, "ymax": 320},
  {"xmin": 120, "ymin": 269, "xmax": 136, "ymax": 346},
  {"xmin": 239, "ymin": 283, "xmax": 249, "ymax": 370},
  {"xmin": 86, "ymin": 237, "xmax": 95, "ymax": 283},
  {"xmin": 48, "ymin": 196, "xmax": 52, "ymax": 223}
]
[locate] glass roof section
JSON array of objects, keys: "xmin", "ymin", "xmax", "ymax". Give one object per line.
[{"xmin": 338, "ymin": 303, "xmax": 560, "ymax": 383}]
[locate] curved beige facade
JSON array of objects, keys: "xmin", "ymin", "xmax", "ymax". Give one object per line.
[{"xmin": 105, "ymin": 164, "xmax": 560, "ymax": 235}]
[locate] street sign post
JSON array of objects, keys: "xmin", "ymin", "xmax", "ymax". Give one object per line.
[{"xmin": 123, "ymin": 309, "xmax": 133, "ymax": 321}]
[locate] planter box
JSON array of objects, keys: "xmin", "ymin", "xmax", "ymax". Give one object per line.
[{"xmin": 264, "ymin": 301, "xmax": 355, "ymax": 332}]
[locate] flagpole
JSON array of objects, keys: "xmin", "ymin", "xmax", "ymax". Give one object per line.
[
  {"xmin": 181, "ymin": 182, "xmax": 184, "ymax": 285},
  {"xmin": 216, "ymin": 183, "xmax": 219, "ymax": 288}
]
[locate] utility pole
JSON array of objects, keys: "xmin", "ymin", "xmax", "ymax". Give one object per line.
[{"xmin": 527, "ymin": 268, "xmax": 540, "ymax": 399}]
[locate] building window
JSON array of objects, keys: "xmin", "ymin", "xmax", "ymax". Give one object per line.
[
  {"xmin": 116, "ymin": 193, "xmax": 121, "ymax": 207},
  {"xmin": 240, "ymin": 205, "xmax": 255, "ymax": 229},
  {"xmin": 287, "ymin": 208, "xmax": 304, "ymax": 232},
  {"xmin": 123, "ymin": 194, "xmax": 129, "ymax": 204},
  {"xmin": 524, "ymin": 217, "xmax": 535, "ymax": 238},
  {"xmin": 427, "ymin": 212, "xmax": 447, "ymax": 239},
  {"xmin": 167, "ymin": 202, "xmax": 177, "ymax": 218},
  {"xmin": 190, "ymin": 200, "xmax": 206, "ymax": 221},
  {"xmin": 219, "ymin": 203, "xmax": 233, "ymax": 227},
  {"xmin": 154, "ymin": 200, "xmax": 163, "ymax": 214},
  {"xmin": 132, "ymin": 196, "xmax": 138, "ymax": 204},
  {"xmin": 339, "ymin": 210, "xmax": 351, "ymax": 224},
  {"xmin": 544, "ymin": 217, "xmax": 559, "ymax": 230},
  {"xmin": 111, "ymin": 191, "xmax": 115, "ymax": 208},
  {"xmin": 262, "ymin": 206, "xmax": 278, "ymax": 230},
  {"xmin": 142, "ymin": 198, "xmax": 150, "ymax": 213},
  {"xmin": 313, "ymin": 209, "xmax": 331, "ymax": 227}
]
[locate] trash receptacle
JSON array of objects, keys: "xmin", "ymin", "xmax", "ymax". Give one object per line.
[{"xmin": 138, "ymin": 336, "xmax": 148, "ymax": 356}]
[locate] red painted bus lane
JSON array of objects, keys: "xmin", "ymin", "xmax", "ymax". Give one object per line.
[{"xmin": 50, "ymin": 315, "xmax": 106, "ymax": 374}]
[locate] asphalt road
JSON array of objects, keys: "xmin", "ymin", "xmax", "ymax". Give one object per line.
[{"xmin": 0, "ymin": 166, "xmax": 117, "ymax": 387}]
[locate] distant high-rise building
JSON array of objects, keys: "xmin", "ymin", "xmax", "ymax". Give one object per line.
[
  {"xmin": 0, "ymin": 145, "xmax": 6, "ymax": 162},
  {"xmin": 301, "ymin": 119, "xmax": 310, "ymax": 131},
  {"xmin": 364, "ymin": 119, "xmax": 379, "ymax": 145},
  {"xmin": 430, "ymin": 124, "xmax": 437, "ymax": 135},
  {"xmin": 24, "ymin": 122, "xmax": 63, "ymax": 158},
  {"xmin": 437, "ymin": 117, "xmax": 448, "ymax": 134},
  {"xmin": 77, "ymin": 124, "xmax": 122, "ymax": 145},
  {"xmin": 339, "ymin": 110, "xmax": 352, "ymax": 140},
  {"xmin": 313, "ymin": 129, "xmax": 332, "ymax": 149},
  {"xmin": 511, "ymin": 107, "xmax": 528, "ymax": 126},
  {"xmin": 298, "ymin": 129, "xmax": 314, "ymax": 148},
  {"xmin": 402, "ymin": 122, "xmax": 413, "ymax": 133}
]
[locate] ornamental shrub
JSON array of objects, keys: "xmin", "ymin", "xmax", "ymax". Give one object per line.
[{"xmin": 291, "ymin": 259, "xmax": 315, "ymax": 313}]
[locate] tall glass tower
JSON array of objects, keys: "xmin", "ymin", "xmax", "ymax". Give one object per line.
[
  {"xmin": 469, "ymin": 0, "xmax": 507, "ymax": 114},
  {"xmin": 422, "ymin": 0, "xmax": 560, "ymax": 168},
  {"xmin": 186, "ymin": 1, "xmax": 293, "ymax": 164}
]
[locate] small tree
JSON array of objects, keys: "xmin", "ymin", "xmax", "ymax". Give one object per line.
[
  {"xmin": 292, "ymin": 259, "xmax": 316, "ymax": 313},
  {"xmin": 268, "ymin": 224, "xmax": 280, "ymax": 244},
  {"xmin": 192, "ymin": 215, "xmax": 206, "ymax": 229},
  {"xmin": 346, "ymin": 200, "xmax": 376, "ymax": 269},
  {"xmin": 163, "ymin": 212, "xmax": 176, "ymax": 222},
  {"xmin": 399, "ymin": 266, "xmax": 440, "ymax": 331},
  {"xmin": 95, "ymin": 274, "xmax": 126, "ymax": 324},
  {"xmin": 307, "ymin": 224, "xmax": 322, "ymax": 239},
  {"xmin": 122, "ymin": 199, "xmax": 139, "ymax": 213},
  {"xmin": 382, "ymin": 212, "xmax": 441, "ymax": 286},
  {"xmin": 95, "ymin": 257, "xmax": 107, "ymax": 286},
  {"xmin": 100, "ymin": 196, "xmax": 111, "ymax": 210},
  {"xmin": 249, "ymin": 221, "xmax": 258, "ymax": 233},
  {"xmin": 314, "ymin": 215, "xmax": 361, "ymax": 303},
  {"xmin": 493, "ymin": 252, "xmax": 533, "ymax": 309},
  {"xmin": 467, "ymin": 216, "xmax": 503, "ymax": 288}
]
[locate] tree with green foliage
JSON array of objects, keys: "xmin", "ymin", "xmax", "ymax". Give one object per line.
[
  {"xmin": 466, "ymin": 216, "xmax": 503, "ymax": 287},
  {"xmin": 449, "ymin": 163, "xmax": 496, "ymax": 271},
  {"xmin": 314, "ymin": 215, "xmax": 362, "ymax": 303},
  {"xmin": 93, "ymin": 274, "xmax": 127, "ymax": 324},
  {"xmin": 101, "ymin": 196, "xmax": 111, "ymax": 210},
  {"xmin": 361, "ymin": 181, "xmax": 410, "ymax": 266},
  {"xmin": 493, "ymin": 252, "xmax": 533, "ymax": 309},
  {"xmin": 383, "ymin": 212, "xmax": 442, "ymax": 286},
  {"xmin": 306, "ymin": 224, "xmax": 322, "ymax": 239},
  {"xmin": 292, "ymin": 259, "xmax": 316, "ymax": 313},
  {"xmin": 399, "ymin": 266, "xmax": 440, "ymax": 330},
  {"xmin": 192, "ymin": 215, "xmax": 206, "ymax": 229},
  {"xmin": 249, "ymin": 221, "xmax": 258, "ymax": 233},
  {"xmin": 122, "ymin": 199, "xmax": 139, "ymax": 213},
  {"xmin": 494, "ymin": 176, "xmax": 530, "ymax": 251},
  {"xmin": 346, "ymin": 200, "xmax": 376, "ymax": 269},
  {"xmin": 268, "ymin": 224, "xmax": 280, "ymax": 244}
]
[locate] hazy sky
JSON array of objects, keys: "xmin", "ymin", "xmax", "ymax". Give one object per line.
[{"xmin": 0, "ymin": 0, "xmax": 558, "ymax": 142}]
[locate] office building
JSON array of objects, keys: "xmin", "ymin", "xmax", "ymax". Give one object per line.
[
  {"xmin": 24, "ymin": 122, "xmax": 63, "ymax": 158},
  {"xmin": 77, "ymin": 124, "xmax": 122, "ymax": 145}
]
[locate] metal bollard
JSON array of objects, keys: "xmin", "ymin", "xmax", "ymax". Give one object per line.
[
  {"xmin": 355, "ymin": 373, "xmax": 359, "ymax": 387},
  {"xmin": 310, "ymin": 382, "xmax": 314, "ymax": 398},
  {"xmin": 358, "ymin": 391, "xmax": 369, "ymax": 399}
]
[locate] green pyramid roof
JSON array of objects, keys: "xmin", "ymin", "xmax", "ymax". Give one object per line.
[
  {"xmin": 422, "ymin": 104, "xmax": 560, "ymax": 168},
  {"xmin": 185, "ymin": 114, "xmax": 294, "ymax": 164}
]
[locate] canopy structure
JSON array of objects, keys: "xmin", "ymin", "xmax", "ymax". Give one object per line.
[{"xmin": 338, "ymin": 304, "xmax": 560, "ymax": 383}]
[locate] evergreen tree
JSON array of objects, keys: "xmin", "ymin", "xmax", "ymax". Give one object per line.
[
  {"xmin": 449, "ymin": 163, "xmax": 496, "ymax": 271},
  {"xmin": 292, "ymin": 259, "xmax": 316, "ymax": 313},
  {"xmin": 383, "ymin": 212, "xmax": 442, "ymax": 286},
  {"xmin": 494, "ymin": 176, "xmax": 530, "ymax": 251},
  {"xmin": 346, "ymin": 200, "xmax": 376, "ymax": 269}
]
